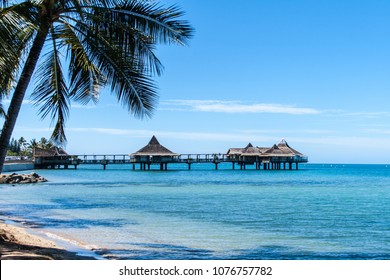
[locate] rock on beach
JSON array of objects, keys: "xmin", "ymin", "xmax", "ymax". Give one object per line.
[{"xmin": 0, "ymin": 173, "xmax": 47, "ymax": 184}]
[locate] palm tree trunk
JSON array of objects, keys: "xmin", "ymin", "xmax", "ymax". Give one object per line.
[{"xmin": 0, "ymin": 25, "xmax": 49, "ymax": 173}]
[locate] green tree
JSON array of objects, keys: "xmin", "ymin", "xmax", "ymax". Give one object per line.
[
  {"xmin": 8, "ymin": 137, "xmax": 20, "ymax": 154},
  {"xmin": 38, "ymin": 137, "xmax": 53, "ymax": 149},
  {"xmin": 0, "ymin": 0, "xmax": 193, "ymax": 172},
  {"xmin": 27, "ymin": 138, "xmax": 38, "ymax": 150},
  {"xmin": 18, "ymin": 136, "xmax": 27, "ymax": 149}
]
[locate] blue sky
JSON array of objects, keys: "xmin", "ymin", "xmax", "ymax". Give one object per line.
[{"xmin": 4, "ymin": 0, "xmax": 390, "ymax": 163}]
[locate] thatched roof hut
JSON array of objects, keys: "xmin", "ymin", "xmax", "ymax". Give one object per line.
[
  {"xmin": 131, "ymin": 136, "xmax": 179, "ymax": 157},
  {"xmin": 262, "ymin": 139, "xmax": 304, "ymax": 157},
  {"xmin": 227, "ymin": 143, "xmax": 262, "ymax": 159},
  {"xmin": 240, "ymin": 143, "xmax": 263, "ymax": 157},
  {"xmin": 33, "ymin": 147, "xmax": 68, "ymax": 158},
  {"xmin": 227, "ymin": 139, "xmax": 305, "ymax": 159},
  {"xmin": 277, "ymin": 139, "xmax": 303, "ymax": 155},
  {"xmin": 226, "ymin": 148, "xmax": 244, "ymax": 157}
]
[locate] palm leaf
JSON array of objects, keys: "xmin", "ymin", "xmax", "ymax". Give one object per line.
[
  {"xmin": 83, "ymin": 0, "xmax": 193, "ymax": 74},
  {"xmin": 0, "ymin": 3, "xmax": 38, "ymax": 96},
  {"xmin": 74, "ymin": 18, "xmax": 158, "ymax": 118},
  {"xmin": 67, "ymin": 0, "xmax": 193, "ymax": 118},
  {"xmin": 111, "ymin": 0, "xmax": 194, "ymax": 45},
  {"xmin": 1, "ymin": 0, "xmax": 193, "ymax": 147},
  {"xmin": 54, "ymin": 23, "xmax": 105, "ymax": 105},
  {"xmin": 31, "ymin": 33, "xmax": 70, "ymax": 144}
]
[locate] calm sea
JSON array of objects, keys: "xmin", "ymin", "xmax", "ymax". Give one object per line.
[{"xmin": 1, "ymin": 163, "xmax": 390, "ymax": 260}]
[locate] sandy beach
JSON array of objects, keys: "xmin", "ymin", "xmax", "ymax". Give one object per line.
[{"xmin": 0, "ymin": 220, "xmax": 96, "ymax": 260}]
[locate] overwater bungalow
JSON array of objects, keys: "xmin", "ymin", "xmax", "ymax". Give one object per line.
[
  {"xmin": 227, "ymin": 144, "xmax": 268, "ymax": 158},
  {"xmin": 227, "ymin": 139, "xmax": 308, "ymax": 170},
  {"xmin": 261, "ymin": 139, "xmax": 307, "ymax": 169},
  {"xmin": 228, "ymin": 143, "xmax": 263, "ymax": 170},
  {"xmin": 130, "ymin": 136, "xmax": 180, "ymax": 170},
  {"xmin": 33, "ymin": 147, "xmax": 76, "ymax": 169}
]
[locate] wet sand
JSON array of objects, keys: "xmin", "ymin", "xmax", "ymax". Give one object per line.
[{"xmin": 0, "ymin": 221, "xmax": 96, "ymax": 260}]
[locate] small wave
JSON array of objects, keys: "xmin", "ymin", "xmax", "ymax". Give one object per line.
[{"xmin": 42, "ymin": 231, "xmax": 105, "ymax": 259}]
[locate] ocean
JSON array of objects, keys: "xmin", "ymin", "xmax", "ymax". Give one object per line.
[{"xmin": 1, "ymin": 163, "xmax": 390, "ymax": 260}]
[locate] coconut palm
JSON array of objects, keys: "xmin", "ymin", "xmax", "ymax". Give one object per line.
[
  {"xmin": 38, "ymin": 137, "xmax": 53, "ymax": 149},
  {"xmin": 18, "ymin": 136, "xmax": 27, "ymax": 150},
  {"xmin": 26, "ymin": 138, "xmax": 38, "ymax": 155},
  {"xmin": 0, "ymin": 0, "xmax": 193, "ymax": 172}
]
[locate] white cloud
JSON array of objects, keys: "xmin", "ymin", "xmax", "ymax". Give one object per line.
[
  {"xmin": 71, "ymin": 103, "xmax": 97, "ymax": 109},
  {"xmin": 15, "ymin": 127, "xmax": 51, "ymax": 133},
  {"xmin": 161, "ymin": 100, "xmax": 321, "ymax": 115},
  {"xmin": 68, "ymin": 128, "xmax": 152, "ymax": 136},
  {"xmin": 2, "ymin": 99, "xmax": 32, "ymax": 105},
  {"xmin": 344, "ymin": 111, "xmax": 390, "ymax": 118},
  {"xmin": 2, "ymin": 99, "xmax": 96, "ymax": 110},
  {"xmin": 363, "ymin": 128, "xmax": 390, "ymax": 135},
  {"xmin": 63, "ymin": 127, "xmax": 278, "ymax": 142}
]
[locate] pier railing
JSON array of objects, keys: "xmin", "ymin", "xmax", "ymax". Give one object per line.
[{"xmin": 33, "ymin": 153, "xmax": 308, "ymax": 170}]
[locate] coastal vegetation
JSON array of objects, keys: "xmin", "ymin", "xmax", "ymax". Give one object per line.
[
  {"xmin": 7, "ymin": 136, "xmax": 55, "ymax": 157},
  {"xmin": 0, "ymin": 0, "xmax": 193, "ymax": 173}
]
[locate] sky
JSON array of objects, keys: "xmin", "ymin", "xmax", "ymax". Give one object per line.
[{"xmin": 3, "ymin": 0, "xmax": 390, "ymax": 163}]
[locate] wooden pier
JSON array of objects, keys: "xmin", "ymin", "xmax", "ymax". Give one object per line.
[
  {"xmin": 33, "ymin": 137, "xmax": 308, "ymax": 171},
  {"xmin": 33, "ymin": 153, "xmax": 308, "ymax": 170}
]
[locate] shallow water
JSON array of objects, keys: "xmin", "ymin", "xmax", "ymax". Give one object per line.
[{"xmin": 1, "ymin": 163, "xmax": 390, "ymax": 259}]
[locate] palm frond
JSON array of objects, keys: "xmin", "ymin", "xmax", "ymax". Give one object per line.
[
  {"xmin": 0, "ymin": 1, "xmax": 40, "ymax": 96},
  {"xmin": 74, "ymin": 19, "xmax": 158, "ymax": 118},
  {"xmin": 31, "ymin": 35, "xmax": 70, "ymax": 144},
  {"xmin": 111, "ymin": 0, "xmax": 194, "ymax": 46},
  {"xmin": 1, "ymin": 1, "xmax": 41, "ymax": 27},
  {"xmin": 0, "ymin": 25, "xmax": 36, "ymax": 96},
  {"xmin": 1, "ymin": 0, "xmax": 193, "ymax": 145},
  {"xmin": 80, "ymin": 0, "xmax": 193, "ymax": 76},
  {"xmin": 55, "ymin": 22, "xmax": 105, "ymax": 105}
]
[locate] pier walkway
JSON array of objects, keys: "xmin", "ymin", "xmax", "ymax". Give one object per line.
[{"xmin": 34, "ymin": 153, "xmax": 308, "ymax": 171}]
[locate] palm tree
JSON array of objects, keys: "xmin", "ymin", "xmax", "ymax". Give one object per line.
[
  {"xmin": 18, "ymin": 136, "xmax": 27, "ymax": 150},
  {"xmin": 28, "ymin": 138, "xmax": 38, "ymax": 149},
  {"xmin": 38, "ymin": 137, "xmax": 54, "ymax": 149},
  {"xmin": 0, "ymin": 0, "xmax": 193, "ymax": 172}
]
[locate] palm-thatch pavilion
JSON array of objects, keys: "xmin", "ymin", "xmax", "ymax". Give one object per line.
[
  {"xmin": 130, "ymin": 136, "xmax": 180, "ymax": 170},
  {"xmin": 33, "ymin": 147, "xmax": 77, "ymax": 169},
  {"xmin": 226, "ymin": 143, "xmax": 264, "ymax": 170},
  {"xmin": 227, "ymin": 139, "xmax": 307, "ymax": 170},
  {"xmin": 261, "ymin": 139, "xmax": 306, "ymax": 170}
]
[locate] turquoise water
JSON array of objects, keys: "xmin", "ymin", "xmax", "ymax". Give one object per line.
[{"xmin": 1, "ymin": 163, "xmax": 390, "ymax": 259}]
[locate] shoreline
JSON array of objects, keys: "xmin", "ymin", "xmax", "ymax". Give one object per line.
[
  {"xmin": 3, "ymin": 162, "xmax": 34, "ymax": 173},
  {"xmin": 0, "ymin": 217, "xmax": 101, "ymax": 260}
]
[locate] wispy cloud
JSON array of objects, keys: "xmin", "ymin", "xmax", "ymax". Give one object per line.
[
  {"xmin": 344, "ymin": 111, "xmax": 390, "ymax": 118},
  {"xmin": 34, "ymin": 127, "xmax": 390, "ymax": 149},
  {"xmin": 68, "ymin": 128, "xmax": 152, "ymax": 136},
  {"xmin": 2, "ymin": 98, "xmax": 96, "ymax": 109},
  {"xmin": 240, "ymin": 129, "xmax": 337, "ymax": 135},
  {"xmin": 362, "ymin": 128, "xmax": 390, "ymax": 135},
  {"xmin": 71, "ymin": 103, "xmax": 97, "ymax": 109},
  {"xmin": 65, "ymin": 127, "xmax": 274, "ymax": 142},
  {"xmin": 161, "ymin": 100, "xmax": 321, "ymax": 115},
  {"xmin": 2, "ymin": 99, "xmax": 33, "ymax": 105}
]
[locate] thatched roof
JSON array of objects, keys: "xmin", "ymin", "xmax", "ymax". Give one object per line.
[
  {"xmin": 131, "ymin": 136, "xmax": 179, "ymax": 156},
  {"xmin": 226, "ymin": 148, "xmax": 244, "ymax": 155},
  {"xmin": 33, "ymin": 147, "xmax": 68, "ymax": 158},
  {"xmin": 227, "ymin": 139, "xmax": 305, "ymax": 158},
  {"xmin": 256, "ymin": 146, "xmax": 270, "ymax": 153},
  {"xmin": 277, "ymin": 139, "xmax": 303, "ymax": 155},
  {"xmin": 240, "ymin": 143, "xmax": 263, "ymax": 156},
  {"xmin": 263, "ymin": 139, "xmax": 303, "ymax": 157}
]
